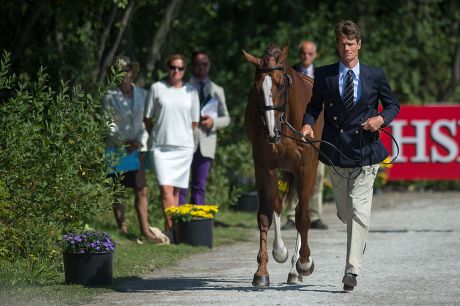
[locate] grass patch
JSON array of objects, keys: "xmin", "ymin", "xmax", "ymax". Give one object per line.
[{"xmin": 0, "ymin": 209, "xmax": 258, "ymax": 305}]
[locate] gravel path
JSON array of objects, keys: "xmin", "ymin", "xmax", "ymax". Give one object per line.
[{"xmin": 87, "ymin": 192, "xmax": 460, "ymax": 305}]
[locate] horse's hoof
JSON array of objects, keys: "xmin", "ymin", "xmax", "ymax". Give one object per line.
[
  {"xmin": 287, "ymin": 272, "xmax": 303, "ymax": 284},
  {"xmin": 296, "ymin": 258, "xmax": 314, "ymax": 276},
  {"xmin": 272, "ymin": 248, "xmax": 289, "ymax": 263},
  {"xmin": 252, "ymin": 274, "xmax": 270, "ymax": 287}
]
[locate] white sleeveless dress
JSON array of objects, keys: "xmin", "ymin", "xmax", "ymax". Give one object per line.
[{"xmin": 144, "ymin": 81, "xmax": 200, "ymax": 188}]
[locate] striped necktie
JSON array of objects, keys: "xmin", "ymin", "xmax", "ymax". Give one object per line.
[{"xmin": 343, "ymin": 70, "xmax": 354, "ymax": 112}]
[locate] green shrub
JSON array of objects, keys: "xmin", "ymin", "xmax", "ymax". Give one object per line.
[
  {"xmin": 207, "ymin": 138, "xmax": 255, "ymax": 209},
  {"xmin": 0, "ymin": 52, "xmax": 120, "ymax": 261}
]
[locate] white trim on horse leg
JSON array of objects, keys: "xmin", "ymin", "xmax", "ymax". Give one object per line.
[
  {"xmin": 287, "ymin": 232, "xmax": 303, "ymax": 284},
  {"xmin": 291, "ymin": 232, "xmax": 301, "ymax": 272},
  {"xmin": 272, "ymin": 212, "xmax": 289, "ymax": 263}
]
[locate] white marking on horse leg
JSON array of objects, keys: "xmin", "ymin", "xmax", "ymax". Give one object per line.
[
  {"xmin": 272, "ymin": 212, "xmax": 288, "ymax": 263},
  {"xmin": 289, "ymin": 232, "xmax": 301, "ymax": 274},
  {"xmin": 297, "ymin": 256, "xmax": 314, "ymax": 273},
  {"xmin": 262, "ymin": 75, "xmax": 276, "ymax": 139}
]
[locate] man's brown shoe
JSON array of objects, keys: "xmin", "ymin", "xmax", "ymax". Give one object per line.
[{"xmin": 342, "ymin": 273, "xmax": 357, "ymax": 291}]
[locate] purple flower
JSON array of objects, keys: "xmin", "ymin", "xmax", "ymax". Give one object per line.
[{"xmin": 59, "ymin": 230, "xmax": 115, "ymax": 253}]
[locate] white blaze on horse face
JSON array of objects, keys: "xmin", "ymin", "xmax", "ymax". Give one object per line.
[{"xmin": 262, "ymin": 75, "xmax": 276, "ymax": 138}]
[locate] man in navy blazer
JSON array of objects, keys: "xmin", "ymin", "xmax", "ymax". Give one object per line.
[{"xmin": 301, "ymin": 20, "xmax": 400, "ymax": 291}]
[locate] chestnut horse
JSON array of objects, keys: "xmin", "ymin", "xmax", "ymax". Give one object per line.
[{"xmin": 243, "ymin": 44, "xmax": 324, "ymax": 287}]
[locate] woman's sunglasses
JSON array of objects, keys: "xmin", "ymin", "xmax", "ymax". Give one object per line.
[{"xmin": 169, "ymin": 65, "xmax": 185, "ymax": 72}]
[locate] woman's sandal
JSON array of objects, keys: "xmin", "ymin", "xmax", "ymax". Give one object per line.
[{"xmin": 138, "ymin": 227, "xmax": 170, "ymax": 245}]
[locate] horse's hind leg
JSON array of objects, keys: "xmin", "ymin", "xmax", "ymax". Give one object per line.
[
  {"xmin": 287, "ymin": 232, "xmax": 303, "ymax": 284},
  {"xmin": 272, "ymin": 212, "xmax": 289, "ymax": 263}
]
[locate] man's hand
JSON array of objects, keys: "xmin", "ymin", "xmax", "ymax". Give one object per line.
[
  {"xmin": 301, "ymin": 124, "xmax": 314, "ymax": 139},
  {"xmin": 125, "ymin": 140, "xmax": 141, "ymax": 154},
  {"xmin": 200, "ymin": 115, "xmax": 214, "ymax": 130},
  {"xmin": 361, "ymin": 115, "xmax": 384, "ymax": 132}
]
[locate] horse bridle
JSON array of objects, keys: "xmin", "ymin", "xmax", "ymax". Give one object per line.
[{"xmin": 256, "ymin": 65, "xmax": 292, "ymax": 143}]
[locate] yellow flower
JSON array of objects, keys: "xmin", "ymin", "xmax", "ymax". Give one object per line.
[{"xmin": 165, "ymin": 204, "xmax": 219, "ymax": 222}]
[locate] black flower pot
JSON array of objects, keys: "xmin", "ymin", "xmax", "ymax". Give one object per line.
[
  {"xmin": 174, "ymin": 218, "xmax": 213, "ymax": 248},
  {"xmin": 237, "ymin": 191, "xmax": 259, "ymax": 212},
  {"xmin": 63, "ymin": 252, "xmax": 113, "ymax": 286}
]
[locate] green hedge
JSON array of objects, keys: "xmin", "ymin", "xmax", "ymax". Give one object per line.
[{"xmin": 0, "ymin": 52, "xmax": 120, "ymax": 260}]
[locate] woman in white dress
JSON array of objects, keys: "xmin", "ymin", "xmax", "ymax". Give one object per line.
[{"xmin": 144, "ymin": 54, "xmax": 200, "ymax": 236}]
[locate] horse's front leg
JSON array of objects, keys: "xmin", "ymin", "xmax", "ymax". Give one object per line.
[
  {"xmin": 253, "ymin": 210, "xmax": 271, "ymax": 287},
  {"xmin": 295, "ymin": 171, "xmax": 315, "ymax": 276},
  {"xmin": 252, "ymin": 165, "xmax": 277, "ymax": 287}
]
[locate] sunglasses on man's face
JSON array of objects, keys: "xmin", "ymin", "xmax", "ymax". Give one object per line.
[{"xmin": 169, "ymin": 65, "xmax": 185, "ymax": 72}]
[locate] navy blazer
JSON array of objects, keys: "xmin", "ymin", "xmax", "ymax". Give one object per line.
[{"xmin": 303, "ymin": 62, "xmax": 400, "ymax": 167}]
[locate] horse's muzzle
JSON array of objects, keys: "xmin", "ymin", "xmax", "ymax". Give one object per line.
[{"xmin": 266, "ymin": 131, "xmax": 282, "ymax": 144}]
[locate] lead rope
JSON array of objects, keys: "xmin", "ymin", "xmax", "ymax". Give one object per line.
[{"xmin": 280, "ymin": 117, "xmax": 400, "ymax": 180}]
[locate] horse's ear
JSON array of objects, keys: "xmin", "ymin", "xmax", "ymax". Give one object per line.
[
  {"xmin": 242, "ymin": 50, "xmax": 261, "ymax": 67},
  {"xmin": 278, "ymin": 43, "xmax": 289, "ymax": 65}
]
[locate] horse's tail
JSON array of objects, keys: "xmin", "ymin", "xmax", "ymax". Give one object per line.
[{"xmin": 278, "ymin": 171, "xmax": 297, "ymax": 211}]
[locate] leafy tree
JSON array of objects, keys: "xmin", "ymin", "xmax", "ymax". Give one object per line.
[{"xmin": 1, "ymin": 0, "xmax": 459, "ymax": 220}]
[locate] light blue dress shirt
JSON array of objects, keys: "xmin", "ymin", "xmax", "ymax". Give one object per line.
[{"xmin": 338, "ymin": 61, "xmax": 362, "ymax": 106}]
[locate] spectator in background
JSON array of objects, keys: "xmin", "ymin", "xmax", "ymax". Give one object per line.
[
  {"xmin": 301, "ymin": 20, "xmax": 400, "ymax": 291},
  {"xmin": 103, "ymin": 56, "xmax": 162, "ymax": 243},
  {"xmin": 179, "ymin": 51, "xmax": 231, "ymax": 205},
  {"xmin": 144, "ymin": 54, "xmax": 200, "ymax": 241},
  {"xmin": 282, "ymin": 40, "xmax": 328, "ymax": 231}
]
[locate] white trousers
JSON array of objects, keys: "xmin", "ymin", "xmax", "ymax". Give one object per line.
[{"xmin": 328, "ymin": 164, "xmax": 380, "ymax": 275}]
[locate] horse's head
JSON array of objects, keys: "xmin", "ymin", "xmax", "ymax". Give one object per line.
[{"xmin": 243, "ymin": 44, "xmax": 292, "ymax": 144}]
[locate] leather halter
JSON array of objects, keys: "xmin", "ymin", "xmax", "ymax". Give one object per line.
[
  {"xmin": 256, "ymin": 65, "xmax": 291, "ymax": 112},
  {"xmin": 255, "ymin": 65, "xmax": 292, "ymax": 143}
]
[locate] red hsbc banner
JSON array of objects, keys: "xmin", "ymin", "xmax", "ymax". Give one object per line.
[{"xmin": 380, "ymin": 105, "xmax": 460, "ymax": 180}]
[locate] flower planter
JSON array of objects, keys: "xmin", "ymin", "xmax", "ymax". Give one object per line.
[
  {"xmin": 174, "ymin": 218, "xmax": 213, "ymax": 248},
  {"xmin": 63, "ymin": 252, "xmax": 113, "ymax": 286},
  {"xmin": 237, "ymin": 191, "xmax": 259, "ymax": 212}
]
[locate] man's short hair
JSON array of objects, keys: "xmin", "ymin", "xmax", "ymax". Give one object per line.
[
  {"xmin": 191, "ymin": 50, "xmax": 211, "ymax": 63},
  {"xmin": 335, "ymin": 20, "xmax": 361, "ymax": 43},
  {"xmin": 297, "ymin": 40, "xmax": 317, "ymax": 53}
]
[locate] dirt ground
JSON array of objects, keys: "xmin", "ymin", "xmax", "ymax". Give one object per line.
[{"xmin": 86, "ymin": 191, "xmax": 460, "ymax": 305}]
